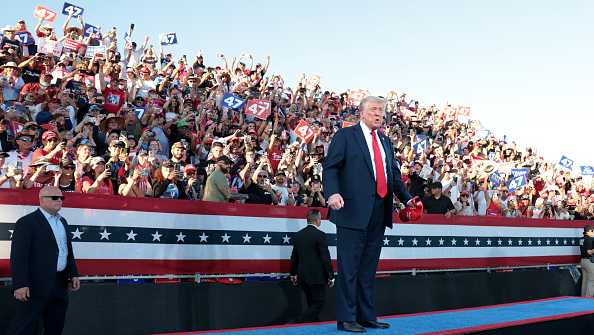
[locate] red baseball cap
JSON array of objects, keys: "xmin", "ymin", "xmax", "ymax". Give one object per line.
[{"xmin": 41, "ymin": 130, "xmax": 58, "ymax": 141}]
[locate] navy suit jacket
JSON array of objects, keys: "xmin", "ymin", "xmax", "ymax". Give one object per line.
[
  {"xmin": 10, "ymin": 209, "xmax": 79, "ymax": 298},
  {"xmin": 323, "ymin": 124, "xmax": 411, "ymax": 230}
]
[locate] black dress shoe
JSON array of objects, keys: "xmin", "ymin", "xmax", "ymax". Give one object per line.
[
  {"xmin": 358, "ymin": 320, "xmax": 390, "ymax": 329},
  {"xmin": 337, "ymin": 321, "xmax": 367, "ymax": 332}
]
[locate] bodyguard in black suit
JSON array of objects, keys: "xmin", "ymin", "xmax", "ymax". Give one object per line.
[
  {"xmin": 290, "ymin": 209, "xmax": 335, "ymax": 322},
  {"xmin": 323, "ymin": 96, "xmax": 413, "ymax": 332},
  {"xmin": 8, "ymin": 186, "xmax": 80, "ymax": 335}
]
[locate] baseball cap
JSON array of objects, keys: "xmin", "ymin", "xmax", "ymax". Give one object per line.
[{"xmin": 89, "ymin": 156, "xmax": 105, "ymax": 168}]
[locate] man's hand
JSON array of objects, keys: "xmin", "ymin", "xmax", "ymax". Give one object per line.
[
  {"xmin": 328, "ymin": 278, "xmax": 335, "ymax": 288},
  {"xmin": 290, "ymin": 275, "xmax": 298, "ymax": 286},
  {"xmin": 69, "ymin": 277, "xmax": 80, "ymax": 291},
  {"xmin": 328, "ymin": 193, "xmax": 344, "ymax": 210},
  {"xmin": 406, "ymin": 198, "xmax": 417, "ymax": 207},
  {"xmin": 14, "ymin": 287, "xmax": 30, "ymax": 302}
]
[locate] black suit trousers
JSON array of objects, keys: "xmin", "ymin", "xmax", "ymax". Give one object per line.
[
  {"xmin": 336, "ymin": 195, "xmax": 386, "ymax": 322},
  {"xmin": 297, "ymin": 282, "xmax": 327, "ymax": 323},
  {"xmin": 8, "ymin": 271, "xmax": 69, "ymax": 335}
]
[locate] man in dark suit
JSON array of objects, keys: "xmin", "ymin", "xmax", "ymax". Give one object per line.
[
  {"xmin": 8, "ymin": 186, "xmax": 80, "ymax": 335},
  {"xmin": 323, "ymin": 96, "xmax": 413, "ymax": 333},
  {"xmin": 290, "ymin": 209, "xmax": 335, "ymax": 322}
]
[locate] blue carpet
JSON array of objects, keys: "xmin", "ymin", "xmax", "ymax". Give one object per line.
[{"xmin": 181, "ymin": 297, "xmax": 594, "ymax": 335}]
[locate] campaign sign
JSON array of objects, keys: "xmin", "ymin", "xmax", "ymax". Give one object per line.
[
  {"xmin": 62, "ymin": 2, "xmax": 84, "ymax": 17},
  {"xmin": 159, "ymin": 32, "xmax": 178, "ymax": 46},
  {"xmin": 293, "ymin": 119, "xmax": 315, "ymax": 143},
  {"xmin": 15, "ymin": 32, "xmax": 33, "ymax": 46},
  {"xmin": 342, "ymin": 121, "xmax": 355, "ymax": 128},
  {"xmin": 85, "ymin": 45, "xmax": 106, "ymax": 58},
  {"xmin": 507, "ymin": 175, "xmax": 527, "ymax": 192},
  {"xmin": 83, "ymin": 23, "xmax": 100, "ymax": 37},
  {"xmin": 559, "ymin": 155, "xmax": 574, "ymax": 170},
  {"xmin": 34, "ymin": 5, "xmax": 57, "ymax": 22},
  {"xmin": 511, "ymin": 168, "xmax": 529, "ymax": 179},
  {"xmin": 38, "ymin": 39, "xmax": 63, "ymax": 57},
  {"xmin": 412, "ymin": 134, "xmax": 429, "ymax": 155},
  {"xmin": 489, "ymin": 171, "xmax": 502, "ymax": 187},
  {"xmin": 245, "ymin": 99, "xmax": 271, "ymax": 120},
  {"xmin": 580, "ymin": 165, "xmax": 594, "ymax": 176},
  {"xmin": 222, "ymin": 93, "xmax": 245, "ymax": 110}
]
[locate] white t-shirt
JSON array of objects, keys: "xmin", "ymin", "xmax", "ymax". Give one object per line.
[
  {"xmin": 271, "ymin": 185, "xmax": 289, "ymax": 205},
  {"xmin": 136, "ymin": 79, "xmax": 156, "ymax": 98}
]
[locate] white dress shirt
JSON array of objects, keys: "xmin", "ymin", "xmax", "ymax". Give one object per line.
[
  {"xmin": 359, "ymin": 122, "xmax": 387, "ymax": 181},
  {"xmin": 39, "ymin": 208, "xmax": 68, "ymax": 271}
]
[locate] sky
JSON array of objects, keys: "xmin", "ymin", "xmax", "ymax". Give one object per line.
[{"xmin": 2, "ymin": 0, "xmax": 592, "ymax": 166}]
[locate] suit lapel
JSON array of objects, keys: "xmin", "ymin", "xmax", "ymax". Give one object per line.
[
  {"xmin": 354, "ymin": 124, "xmax": 374, "ymax": 177},
  {"xmin": 378, "ymin": 131, "xmax": 392, "ymax": 182},
  {"xmin": 35, "ymin": 209, "xmax": 59, "ymax": 251}
]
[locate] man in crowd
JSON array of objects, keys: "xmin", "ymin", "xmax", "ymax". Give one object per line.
[
  {"xmin": 422, "ymin": 182, "xmax": 456, "ymax": 217},
  {"xmin": 8, "ymin": 186, "xmax": 80, "ymax": 335},
  {"xmin": 290, "ymin": 209, "xmax": 334, "ymax": 322},
  {"xmin": 202, "ymin": 155, "xmax": 232, "ymax": 202}
]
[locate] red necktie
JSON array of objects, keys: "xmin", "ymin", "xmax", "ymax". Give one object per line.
[{"xmin": 371, "ymin": 130, "xmax": 387, "ymax": 198}]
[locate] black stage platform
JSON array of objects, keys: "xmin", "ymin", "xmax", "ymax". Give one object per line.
[{"xmin": 0, "ymin": 268, "xmax": 581, "ymax": 335}]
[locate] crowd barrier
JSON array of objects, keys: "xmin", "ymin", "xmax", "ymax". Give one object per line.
[{"xmin": 0, "ymin": 190, "xmax": 584, "ymax": 278}]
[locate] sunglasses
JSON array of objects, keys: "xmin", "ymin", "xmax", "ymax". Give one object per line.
[
  {"xmin": 17, "ymin": 137, "xmax": 33, "ymax": 142},
  {"xmin": 43, "ymin": 195, "xmax": 65, "ymax": 201}
]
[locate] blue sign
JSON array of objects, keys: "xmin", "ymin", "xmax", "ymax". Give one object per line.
[
  {"xmin": 489, "ymin": 172, "xmax": 502, "ymax": 187},
  {"xmin": 160, "ymin": 32, "xmax": 178, "ymax": 46},
  {"xmin": 488, "ymin": 151, "xmax": 496, "ymax": 161},
  {"xmin": 222, "ymin": 93, "xmax": 245, "ymax": 110},
  {"xmin": 559, "ymin": 155, "xmax": 574, "ymax": 170},
  {"xmin": 411, "ymin": 134, "xmax": 429, "ymax": 155},
  {"xmin": 15, "ymin": 32, "xmax": 33, "ymax": 46},
  {"xmin": 511, "ymin": 168, "xmax": 529, "ymax": 179},
  {"xmin": 507, "ymin": 175, "xmax": 527, "ymax": 192},
  {"xmin": 62, "ymin": 2, "xmax": 84, "ymax": 17},
  {"xmin": 580, "ymin": 165, "xmax": 594, "ymax": 176},
  {"xmin": 83, "ymin": 24, "xmax": 100, "ymax": 37}
]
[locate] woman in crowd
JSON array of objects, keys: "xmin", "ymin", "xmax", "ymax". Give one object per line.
[{"xmin": 81, "ymin": 156, "xmax": 113, "ymax": 194}]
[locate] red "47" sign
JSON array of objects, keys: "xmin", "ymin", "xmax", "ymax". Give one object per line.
[
  {"xmin": 34, "ymin": 5, "xmax": 57, "ymax": 22},
  {"xmin": 294, "ymin": 119, "xmax": 315, "ymax": 143},
  {"xmin": 244, "ymin": 99, "xmax": 271, "ymax": 120}
]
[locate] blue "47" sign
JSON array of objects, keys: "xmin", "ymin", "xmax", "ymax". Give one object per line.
[
  {"xmin": 222, "ymin": 93, "xmax": 245, "ymax": 110},
  {"xmin": 160, "ymin": 32, "xmax": 178, "ymax": 45},
  {"xmin": 558, "ymin": 155, "xmax": 574, "ymax": 170},
  {"xmin": 507, "ymin": 175, "xmax": 527, "ymax": 192},
  {"xmin": 83, "ymin": 24, "xmax": 100, "ymax": 37},
  {"xmin": 62, "ymin": 2, "xmax": 84, "ymax": 17}
]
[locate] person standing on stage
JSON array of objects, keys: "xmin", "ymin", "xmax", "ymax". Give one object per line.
[
  {"xmin": 8, "ymin": 185, "xmax": 80, "ymax": 335},
  {"xmin": 580, "ymin": 224, "xmax": 594, "ymax": 297},
  {"xmin": 290, "ymin": 209, "xmax": 335, "ymax": 322},
  {"xmin": 323, "ymin": 96, "xmax": 414, "ymax": 333}
]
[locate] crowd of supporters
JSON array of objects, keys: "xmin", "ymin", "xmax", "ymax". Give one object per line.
[{"xmin": 0, "ymin": 15, "xmax": 592, "ymax": 220}]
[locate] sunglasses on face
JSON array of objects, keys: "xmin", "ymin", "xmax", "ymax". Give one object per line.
[
  {"xmin": 18, "ymin": 137, "xmax": 33, "ymax": 142},
  {"xmin": 43, "ymin": 195, "xmax": 64, "ymax": 201}
]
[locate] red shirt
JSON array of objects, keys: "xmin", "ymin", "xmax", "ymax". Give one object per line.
[
  {"xmin": 103, "ymin": 87, "xmax": 126, "ymax": 114},
  {"xmin": 31, "ymin": 147, "xmax": 62, "ymax": 165}
]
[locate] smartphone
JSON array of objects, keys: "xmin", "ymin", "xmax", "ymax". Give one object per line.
[
  {"xmin": 16, "ymin": 161, "xmax": 22, "ymax": 170},
  {"xmin": 46, "ymin": 164, "xmax": 60, "ymax": 172}
]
